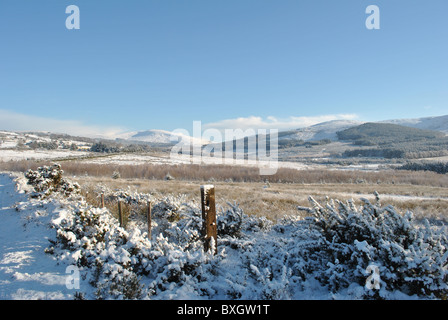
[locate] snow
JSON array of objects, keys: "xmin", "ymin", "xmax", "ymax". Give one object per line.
[
  {"xmin": 0, "ymin": 149, "xmax": 91, "ymax": 162},
  {"xmin": 0, "ymin": 170, "xmax": 447, "ymax": 300},
  {"xmin": 382, "ymin": 115, "xmax": 448, "ymax": 134},
  {"xmin": 0, "ymin": 141, "xmax": 18, "ymax": 149},
  {"xmin": 200, "ymin": 185, "xmax": 215, "ymax": 193},
  {"xmin": 0, "ymin": 130, "xmax": 93, "ymax": 161},
  {"xmin": 290, "ymin": 120, "xmax": 365, "ymax": 141},
  {"xmin": 328, "ymin": 192, "xmax": 448, "ymax": 204},
  {"xmin": 128, "ymin": 129, "xmax": 210, "ymax": 145},
  {"xmin": 0, "ymin": 173, "xmax": 74, "ymax": 299},
  {"xmin": 280, "ymin": 115, "xmax": 448, "ymax": 142}
]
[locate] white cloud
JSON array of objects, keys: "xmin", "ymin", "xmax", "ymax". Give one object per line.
[
  {"xmin": 0, "ymin": 109, "xmax": 127, "ymax": 138},
  {"xmin": 0, "ymin": 109, "xmax": 360, "ymax": 141},
  {"xmin": 203, "ymin": 114, "xmax": 359, "ymax": 131}
]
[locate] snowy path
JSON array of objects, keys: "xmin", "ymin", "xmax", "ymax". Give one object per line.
[{"xmin": 0, "ymin": 174, "xmax": 72, "ymax": 300}]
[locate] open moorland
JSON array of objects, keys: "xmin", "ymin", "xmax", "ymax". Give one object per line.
[{"xmin": 2, "ymin": 157, "xmax": 448, "ymax": 224}]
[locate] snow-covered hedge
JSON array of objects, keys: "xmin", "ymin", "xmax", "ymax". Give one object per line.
[
  {"xmin": 20, "ymin": 169, "xmax": 448, "ymax": 299},
  {"xmin": 296, "ymin": 196, "xmax": 448, "ymax": 298},
  {"xmin": 47, "ymin": 198, "xmax": 219, "ymax": 299},
  {"xmin": 25, "ymin": 164, "xmax": 80, "ymax": 198}
]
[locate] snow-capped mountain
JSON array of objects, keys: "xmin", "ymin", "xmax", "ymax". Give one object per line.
[
  {"xmin": 2, "ymin": 115, "xmax": 446, "ymax": 148},
  {"xmin": 118, "ymin": 115, "xmax": 448, "ymax": 146},
  {"xmin": 280, "ymin": 120, "xmax": 365, "ymax": 142},
  {"xmin": 382, "ymin": 115, "xmax": 448, "ymax": 134},
  {"xmin": 125, "ymin": 129, "xmax": 210, "ymax": 145},
  {"xmin": 279, "ymin": 115, "xmax": 448, "ymax": 142}
]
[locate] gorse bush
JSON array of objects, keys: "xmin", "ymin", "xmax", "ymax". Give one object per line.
[
  {"xmin": 48, "ymin": 198, "xmax": 217, "ymax": 299},
  {"xmin": 297, "ymin": 196, "xmax": 448, "ymax": 298},
  {"xmin": 398, "ymin": 161, "xmax": 448, "ymax": 175},
  {"xmin": 217, "ymin": 202, "xmax": 246, "ymax": 238},
  {"xmin": 112, "ymin": 171, "xmax": 121, "ymax": 179},
  {"xmin": 25, "ymin": 163, "xmax": 80, "ymax": 198},
  {"xmin": 217, "ymin": 202, "xmax": 272, "ymax": 238},
  {"xmin": 49, "ymin": 204, "xmax": 150, "ymax": 299}
]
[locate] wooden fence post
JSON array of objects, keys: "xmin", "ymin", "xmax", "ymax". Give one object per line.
[
  {"xmin": 147, "ymin": 201, "xmax": 152, "ymax": 240},
  {"xmin": 200, "ymin": 185, "xmax": 217, "ymax": 255},
  {"xmin": 101, "ymin": 193, "xmax": 105, "ymax": 208},
  {"xmin": 118, "ymin": 200, "xmax": 124, "ymax": 227}
]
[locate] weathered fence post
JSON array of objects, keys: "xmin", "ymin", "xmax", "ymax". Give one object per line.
[
  {"xmin": 101, "ymin": 193, "xmax": 105, "ymax": 208},
  {"xmin": 118, "ymin": 200, "xmax": 124, "ymax": 227},
  {"xmin": 200, "ymin": 185, "xmax": 217, "ymax": 255},
  {"xmin": 147, "ymin": 201, "xmax": 152, "ymax": 240}
]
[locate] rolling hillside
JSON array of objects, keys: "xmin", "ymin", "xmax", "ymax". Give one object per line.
[
  {"xmin": 382, "ymin": 115, "xmax": 448, "ymax": 134},
  {"xmin": 337, "ymin": 123, "xmax": 448, "ymax": 159},
  {"xmin": 336, "ymin": 122, "xmax": 446, "ymax": 145}
]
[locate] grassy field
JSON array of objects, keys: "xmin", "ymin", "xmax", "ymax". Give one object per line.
[
  {"xmin": 2, "ymin": 158, "xmax": 448, "ymax": 223},
  {"xmin": 74, "ymin": 174, "xmax": 448, "ymax": 224}
]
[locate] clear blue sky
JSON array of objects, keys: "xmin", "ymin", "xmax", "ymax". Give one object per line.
[{"xmin": 0, "ymin": 1, "xmax": 447, "ymax": 135}]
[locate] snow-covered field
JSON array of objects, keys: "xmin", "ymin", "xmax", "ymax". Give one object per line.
[
  {"xmin": 0, "ymin": 168, "xmax": 447, "ymax": 300},
  {"xmin": 0, "ymin": 149, "xmax": 91, "ymax": 162},
  {"xmin": 80, "ymin": 152, "xmax": 315, "ymax": 171},
  {"xmin": 0, "ymin": 130, "xmax": 92, "ymax": 161}
]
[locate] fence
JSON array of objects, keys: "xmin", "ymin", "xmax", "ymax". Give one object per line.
[{"xmin": 100, "ymin": 185, "xmax": 218, "ymax": 255}]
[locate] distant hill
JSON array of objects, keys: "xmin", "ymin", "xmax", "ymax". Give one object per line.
[
  {"xmin": 126, "ymin": 129, "xmax": 210, "ymax": 145},
  {"xmin": 336, "ymin": 122, "xmax": 445, "ymax": 145},
  {"xmin": 2, "ymin": 114, "xmax": 447, "ymax": 160},
  {"xmin": 336, "ymin": 123, "xmax": 448, "ymax": 159},
  {"xmin": 111, "ymin": 115, "xmax": 447, "ymax": 148},
  {"xmin": 200, "ymin": 117, "xmax": 448, "ymax": 158},
  {"xmin": 279, "ymin": 120, "xmax": 364, "ymax": 142},
  {"xmin": 382, "ymin": 115, "xmax": 448, "ymax": 134}
]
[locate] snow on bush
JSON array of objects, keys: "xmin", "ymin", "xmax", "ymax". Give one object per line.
[
  {"xmin": 296, "ymin": 196, "xmax": 448, "ymax": 298},
  {"xmin": 46, "ymin": 190, "xmax": 219, "ymax": 299},
  {"xmin": 15, "ymin": 169, "xmax": 448, "ymax": 299},
  {"xmin": 25, "ymin": 164, "xmax": 80, "ymax": 198}
]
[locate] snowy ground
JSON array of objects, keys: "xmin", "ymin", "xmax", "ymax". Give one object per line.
[
  {"xmin": 0, "ymin": 149, "xmax": 91, "ymax": 162},
  {"xmin": 0, "ymin": 173, "xmax": 75, "ymax": 299}
]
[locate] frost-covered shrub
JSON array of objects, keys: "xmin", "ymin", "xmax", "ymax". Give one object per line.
[
  {"xmin": 218, "ymin": 202, "xmax": 272, "ymax": 238},
  {"xmin": 49, "ymin": 204, "xmax": 153, "ymax": 299},
  {"xmin": 152, "ymin": 195, "xmax": 197, "ymax": 222},
  {"xmin": 164, "ymin": 172, "xmax": 175, "ymax": 181},
  {"xmin": 100, "ymin": 188, "xmax": 155, "ymax": 223},
  {"xmin": 149, "ymin": 195, "xmax": 204, "ymax": 251},
  {"xmin": 25, "ymin": 164, "xmax": 80, "ymax": 198},
  {"xmin": 398, "ymin": 161, "xmax": 448, "ymax": 174},
  {"xmin": 47, "ymin": 189, "xmax": 220, "ymax": 299},
  {"xmin": 112, "ymin": 171, "xmax": 121, "ymax": 179},
  {"xmin": 104, "ymin": 188, "xmax": 153, "ymax": 206},
  {"xmin": 146, "ymin": 234, "xmax": 219, "ymax": 298},
  {"xmin": 217, "ymin": 202, "xmax": 245, "ymax": 238},
  {"xmin": 297, "ymin": 195, "xmax": 448, "ymax": 298}
]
